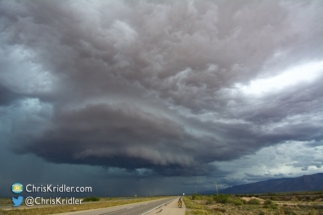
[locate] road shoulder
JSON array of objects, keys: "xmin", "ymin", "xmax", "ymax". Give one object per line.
[{"xmin": 145, "ymin": 197, "xmax": 186, "ymax": 215}]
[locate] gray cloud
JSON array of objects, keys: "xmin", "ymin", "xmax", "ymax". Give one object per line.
[
  {"xmin": 0, "ymin": 84, "xmax": 19, "ymax": 105},
  {"xmin": 0, "ymin": 0, "xmax": 322, "ymax": 181}
]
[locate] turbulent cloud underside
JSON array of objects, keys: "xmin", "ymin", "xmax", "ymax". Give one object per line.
[{"xmin": 0, "ymin": 0, "xmax": 322, "ymax": 176}]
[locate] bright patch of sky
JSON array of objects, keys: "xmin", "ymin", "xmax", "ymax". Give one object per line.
[
  {"xmin": 0, "ymin": 45, "xmax": 56, "ymax": 94},
  {"xmin": 212, "ymin": 140, "xmax": 323, "ymax": 188},
  {"xmin": 235, "ymin": 61, "xmax": 323, "ymax": 96}
]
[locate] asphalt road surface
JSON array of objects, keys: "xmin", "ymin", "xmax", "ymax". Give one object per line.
[
  {"xmin": 51, "ymin": 197, "xmax": 176, "ymax": 215},
  {"xmin": 145, "ymin": 197, "xmax": 185, "ymax": 215}
]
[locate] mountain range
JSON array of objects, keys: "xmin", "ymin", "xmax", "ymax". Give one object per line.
[{"xmin": 205, "ymin": 173, "xmax": 323, "ymax": 194}]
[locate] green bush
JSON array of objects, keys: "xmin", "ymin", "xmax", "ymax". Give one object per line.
[
  {"xmin": 213, "ymin": 194, "xmax": 230, "ymax": 203},
  {"xmin": 263, "ymin": 199, "xmax": 277, "ymax": 209},
  {"xmin": 83, "ymin": 196, "xmax": 100, "ymax": 202},
  {"xmin": 271, "ymin": 204, "xmax": 278, "ymax": 209},
  {"xmin": 230, "ymin": 198, "xmax": 243, "ymax": 205},
  {"xmin": 205, "ymin": 196, "xmax": 216, "ymax": 205},
  {"xmin": 283, "ymin": 208, "xmax": 297, "ymax": 215},
  {"xmin": 248, "ymin": 198, "xmax": 261, "ymax": 205},
  {"xmin": 191, "ymin": 194, "xmax": 203, "ymax": 200},
  {"xmin": 206, "ymin": 200, "xmax": 215, "ymax": 205},
  {"xmin": 264, "ymin": 204, "xmax": 278, "ymax": 209},
  {"xmin": 270, "ymin": 196, "xmax": 277, "ymax": 201},
  {"xmin": 264, "ymin": 199, "xmax": 273, "ymax": 205},
  {"xmin": 213, "ymin": 194, "xmax": 243, "ymax": 205}
]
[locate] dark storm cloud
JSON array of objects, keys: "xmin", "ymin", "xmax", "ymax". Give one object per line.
[
  {"xmin": 0, "ymin": 84, "xmax": 19, "ymax": 105},
  {"xmin": 1, "ymin": 0, "xmax": 322, "ymax": 177}
]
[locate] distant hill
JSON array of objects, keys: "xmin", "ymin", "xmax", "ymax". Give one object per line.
[{"xmin": 207, "ymin": 173, "xmax": 323, "ymax": 194}]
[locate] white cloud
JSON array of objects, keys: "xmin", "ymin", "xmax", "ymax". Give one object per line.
[
  {"xmin": 234, "ymin": 61, "xmax": 323, "ymax": 96},
  {"xmin": 213, "ymin": 140, "xmax": 323, "ymax": 187},
  {"xmin": 0, "ymin": 45, "xmax": 56, "ymax": 94}
]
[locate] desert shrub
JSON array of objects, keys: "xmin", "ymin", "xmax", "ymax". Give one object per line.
[
  {"xmin": 271, "ymin": 204, "xmax": 278, "ymax": 209},
  {"xmin": 263, "ymin": 199, "xmax": 277, "ymax": 209},
  {"xmin": 259, "ymin": 211, "xmax": 265, "ymax": 215},
  {"xmin": 83, "ymin": 196, "xmax": 100, "ymax": 202},
  {"xmin": 213, "ymin": 194, "xmax": 243, "ymax": 205},
  {"xmin": 229, "ymin": 197, "xmax": 243, "ymax": 205},
  {"xmin": 297, "ymin": 196, "xmax": 304, "ymax": 201},
  {"xmin": 191, "ymin": 194, "xmax": 203, "ymax": 200},
  {"xmin": 270, "ymin": 196, "xmax": 277, "ymax": 201},
  {"xmin": 307, "ymin": 212, "xmax": 314, "ymax": 215},
  {"xmin": 205, "ymin": 199, "xmax": 215, "ymax": 205},
  {"xmin": 213, "ymin": 194, "xmax": 230, "ymax": 203},
  {"xmin": 305, "ymin": 196, "xmax": 312, "ymax": 201},
  {"xmin": 248, "ymin": 198, "xmax": 261, "ymax": 205},
  {"xmin": 313, "ymin": 196, "xmax": 321, "ymax": 201},
  {"xmin": 264, "ymin": 199, "xmax": 273, "ymax": 205},
  {"xmin": 242, "ymin": 199, "xmax": 248, "ymax": 204},
  {"xmin": 213, "ymin": 207, "xmax": 226, "ymax": 212},
  {"xmin": 283, "ymin": 208, "xmax": 297, "ymax": 215}
]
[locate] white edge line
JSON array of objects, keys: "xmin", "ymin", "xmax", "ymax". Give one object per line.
[{"xmin": 141, "ymin": 198, "xmax": 177, "ymax": 215}]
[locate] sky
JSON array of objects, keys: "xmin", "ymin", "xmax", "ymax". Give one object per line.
[{"xmin": 0, "ymin": 0, "xmax": 322, "ymax": 197}]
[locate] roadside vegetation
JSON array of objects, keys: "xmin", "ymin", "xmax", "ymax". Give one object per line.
[
  {"xmin": 183, "ymin": 192, "xmax": 323, "ymax": 215},
  {"xmin": 82, "ymin": 196, "xmax": 100, "ymax": 202},
  {"xmin": 0, "ymin": 196, "xmax": 165, "ymax": 215}
]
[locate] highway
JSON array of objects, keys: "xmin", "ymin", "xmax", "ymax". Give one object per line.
[
  {"xmin": 50, "ymin": 197, "xmax": 178, "ymax": 215},
  {"xmin": 145, "ymin": 197, "xmax": 185, "ymax": 215}
]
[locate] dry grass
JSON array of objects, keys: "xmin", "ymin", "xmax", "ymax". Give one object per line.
[
  {"xmin": 183, "ymin": 193, "xmax": 323, "ymax": 215},
  {"xmin": 0, "ymin": 199, "xmax": 12, "ymax": 207}
]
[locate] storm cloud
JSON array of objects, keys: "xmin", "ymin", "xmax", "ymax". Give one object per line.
[{"xmin": 0, "ymin": 0, "xmax": 322, "ymax": 184}]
